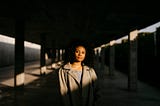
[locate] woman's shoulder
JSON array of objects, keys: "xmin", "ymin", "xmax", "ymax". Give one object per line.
[
  {"xmin": 83, "ymin": 64, "xmax": 95, "ymax": 71},
  {"xmin": 59, "ymin": 62, "xmax": 70, "ymax": 70},
  {"xmin": 83, "ymin": 65, "xmax": 97, "ymax": 80}
]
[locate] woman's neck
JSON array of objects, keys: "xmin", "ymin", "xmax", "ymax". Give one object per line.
[{"xmin": 70, "ymin": 62, "xmax": 82, "ymax": 71}]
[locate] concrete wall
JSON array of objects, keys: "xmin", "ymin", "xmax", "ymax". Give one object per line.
[
  {"xmin": 0, "ymin": 42, "xmax": 40, "ymax": 67},
  {"xmin": 25, "ymin": 46, "xmax": 40, "ymax": 62},
  {"xmin": 0, "ymin": 42, "xmax": 15, "ymax": 66}
]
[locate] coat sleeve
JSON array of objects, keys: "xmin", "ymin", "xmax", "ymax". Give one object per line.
[
  {"xmin": 58, "ymin": 68, "xmax": 68, "ymax": 95},
  {"xmin": 58, "ymin": 68, "xmax": 72, "ymax": 106}
]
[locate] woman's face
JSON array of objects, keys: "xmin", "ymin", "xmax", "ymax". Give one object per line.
[{"xmin": 74, "ymin": 46, "xmax": 86, "ymax": 62}]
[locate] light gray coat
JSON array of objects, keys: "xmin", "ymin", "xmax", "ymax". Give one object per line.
[{"xmin": 58, "ymin": 62, "xmax": 98, "ymax": 106}]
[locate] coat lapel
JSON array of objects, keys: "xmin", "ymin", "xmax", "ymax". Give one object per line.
[
  {"xmin": 63, "ymin": 63, "xmax": 81, "ymax": 85},
  {"xmin": 81, "ymin": 66, "xmax": 91, "ymax": 88}
]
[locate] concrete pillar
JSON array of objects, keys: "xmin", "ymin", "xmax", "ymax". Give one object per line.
[
  {"xmin": 58, "ymin": 49, "xmax": 61, "ymax": 61},
  {"xmin": 40, "ymin": 34, "xmax": 46, "ymax": 75},
  {"xmin": 62, "ymin": 49, "xmax": 65, "ymax": 61},
  {"xmin": 109, "ymin": 40, "xmax": 116, "ymax": 76},
  {"xmin": 100, "ymin": 47, "xmax": 105, "ymax": 70},
  {"xmin": 55, "ymin": 49, "xmax": 59, "ymax": 62},
  {"xmin": 128, "ymin": 30, "xmax": 138, "ymax": 91},
  {"xmin": 93, "ymin": 48, "xmax": 98, "ymax": 72},
  {"xmin": 156, "ymin": 27, "xmax": 160, "ymax": 58},
  {"xmin": 14, "ymin": 17, "xmax": 25, "ymax": 89},
  {"xmin": 60, "ymin": 49, "xmax": 63, "ymax": 61},
  {"xmin": 153, "ymin": 32, "xmax": 157, "ymax": 57},
  {"xmin": 51, "ymin": 40, "xmax": 56, "ymax": 63},
  {"xmin": 100, "ymin": 47, "xmax": 105, "ymax": 78},
  {"xmin": 98, "ymin": 48, "xmax": 101, "ymax": 71},
  {"xmin": 94, "ymin": 47, "xmax": 101, "ymax": 77},
  {"xmin": 155, "ymin": 27, "xmax": 160, "ymax": 72}
]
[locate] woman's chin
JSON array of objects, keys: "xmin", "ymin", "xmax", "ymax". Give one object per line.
[{"xmin": 75, "ymin": 59, "xmax": 83, "ymax": 62}]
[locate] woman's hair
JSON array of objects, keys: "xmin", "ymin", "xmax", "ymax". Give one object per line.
[{"xmin": 64, "ymin": 39, "xmax": 94, "ymax": 67}]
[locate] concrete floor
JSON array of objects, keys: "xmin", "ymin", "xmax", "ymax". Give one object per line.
[{"xmin": 0, "ymin": 61, "xmax": 160, "ymax": 106}]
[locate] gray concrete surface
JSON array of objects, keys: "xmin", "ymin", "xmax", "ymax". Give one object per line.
[{"xmin": 0, "ymin": 61, "xmax": 160, "ymax": 106}]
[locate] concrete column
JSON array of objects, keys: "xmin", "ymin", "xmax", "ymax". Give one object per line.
[
  {"xmin": 93, "ymin": 48, "xmax": 99, "ymax": 72},
  {"xmin": 100, "ymin": 47, "xmax": 105, "ymax": 70},
  {"xmin": 58, "ymin": 49, "xmax": 61, "ymax": 61},
  {"xmin": 62, "ymin": 49, "xmax": 65, "ymax": 61},
  {"xmin": 51, "ymin": 40, "xmax": 56, "ymax": 63},
  {"xmin": 100, "ymin": 47, "xmax": 105, "ymax": 78},
  {"xmin": 156, "ymin": 27, "xmax": 160, "ymax": 58},
  {"xmin": 128, "ymin": 30, "xmax": 138, "ymax": 91},
  {"xmin": 155, "ymin": 28, "xmax": 160, "ymax": 72},
  {"xmin": 40, "ymin": 34, "xmax": 46, "ymax": 75},
  {"xmin": 109, "ymin": 40, "xmax": 116, "ymax": 76},
  {"xmin": 14, "ymin": 17, "xmax": 25, "ymax": 89},
  {"xmin": 60, "ymin": 49, "xmax": 63, "ymax": 61},
  {"xmin": 55, "ymin": 49, "xmax": 59, "ymax": 62},
  {"xmin": 94, "ymin": 47, "xmax": 101, "ymax": 77}
]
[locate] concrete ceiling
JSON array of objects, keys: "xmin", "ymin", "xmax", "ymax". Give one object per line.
[{"xmin": 0, "ymin": 0, "xmax": 160, "ymax": 48}]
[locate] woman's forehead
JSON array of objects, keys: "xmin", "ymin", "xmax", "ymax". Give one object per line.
[{"xmin": 76, "ymin": 46, "xmax": 86, "ymax": 50}]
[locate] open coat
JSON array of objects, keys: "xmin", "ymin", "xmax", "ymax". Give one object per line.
[{"xmin": 58, "ymin": 62, "xmax": 98, "ymax": 106}]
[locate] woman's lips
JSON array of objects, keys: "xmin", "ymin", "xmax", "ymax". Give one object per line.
[{"xmin": 77, "ymin": 57, "xmax": 82, "ymax": 59}]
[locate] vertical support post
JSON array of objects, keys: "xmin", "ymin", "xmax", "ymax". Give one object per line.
[
  {"xmin": 51, "ymin": 40, "xmax": 56, "ymax": 63},
  {"xmin": 100, "ymin": 47, "xmax": 105, "ymax": 70},
  {"xmin": 14, "ymin": 17, "xmax": 25, "ymax": 89},
  {"xmin": 93, "ymin": 48, "xmax": 100, "ymax": 76},
  {"xmin": 128, "ymin": 30, "xmax": 138, "ymax": 91},
  {"xmin": 109, "ymin": 40, "xmax": 115, "ymax": 76},
  {"xmin": 62, "ymin": 49, "xmax": 65, "ymax": 61},
  {"xmin": 156, "ymin": 27, "xmax": 160, "ymax": 58},
  {"xmin": 40, "ymin": 34, "xmax": 46, "ymax": 75},
  {"xmin": 60, "ymin": 49, "xmax": 63, "ymax": 61},
  {"xmin": 55, "ymin": 49, "xmax": 59, "ymax": 62},
  {"xmin": 100, "ymin": 47, "xmax": 105, "ymax": 78}
]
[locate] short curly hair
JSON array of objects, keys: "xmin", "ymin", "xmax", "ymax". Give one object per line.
[{"xmin": 64, "ymin": 39, "xmax": 94, "ymax": 67}]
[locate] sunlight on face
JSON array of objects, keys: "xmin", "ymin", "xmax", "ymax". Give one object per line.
[{"xmin": 74, "ymin": 46, "xmax": 86, "ymax": 62}]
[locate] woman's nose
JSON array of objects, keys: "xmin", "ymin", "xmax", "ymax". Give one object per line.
[{"xmin": 78, "ymin": 52, "xmax": 82, "ymax": 55}]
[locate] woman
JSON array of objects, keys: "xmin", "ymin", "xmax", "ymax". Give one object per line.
[{"xmin": 58, "ymin": 40, "xmax": 99, "ymax": 106}]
